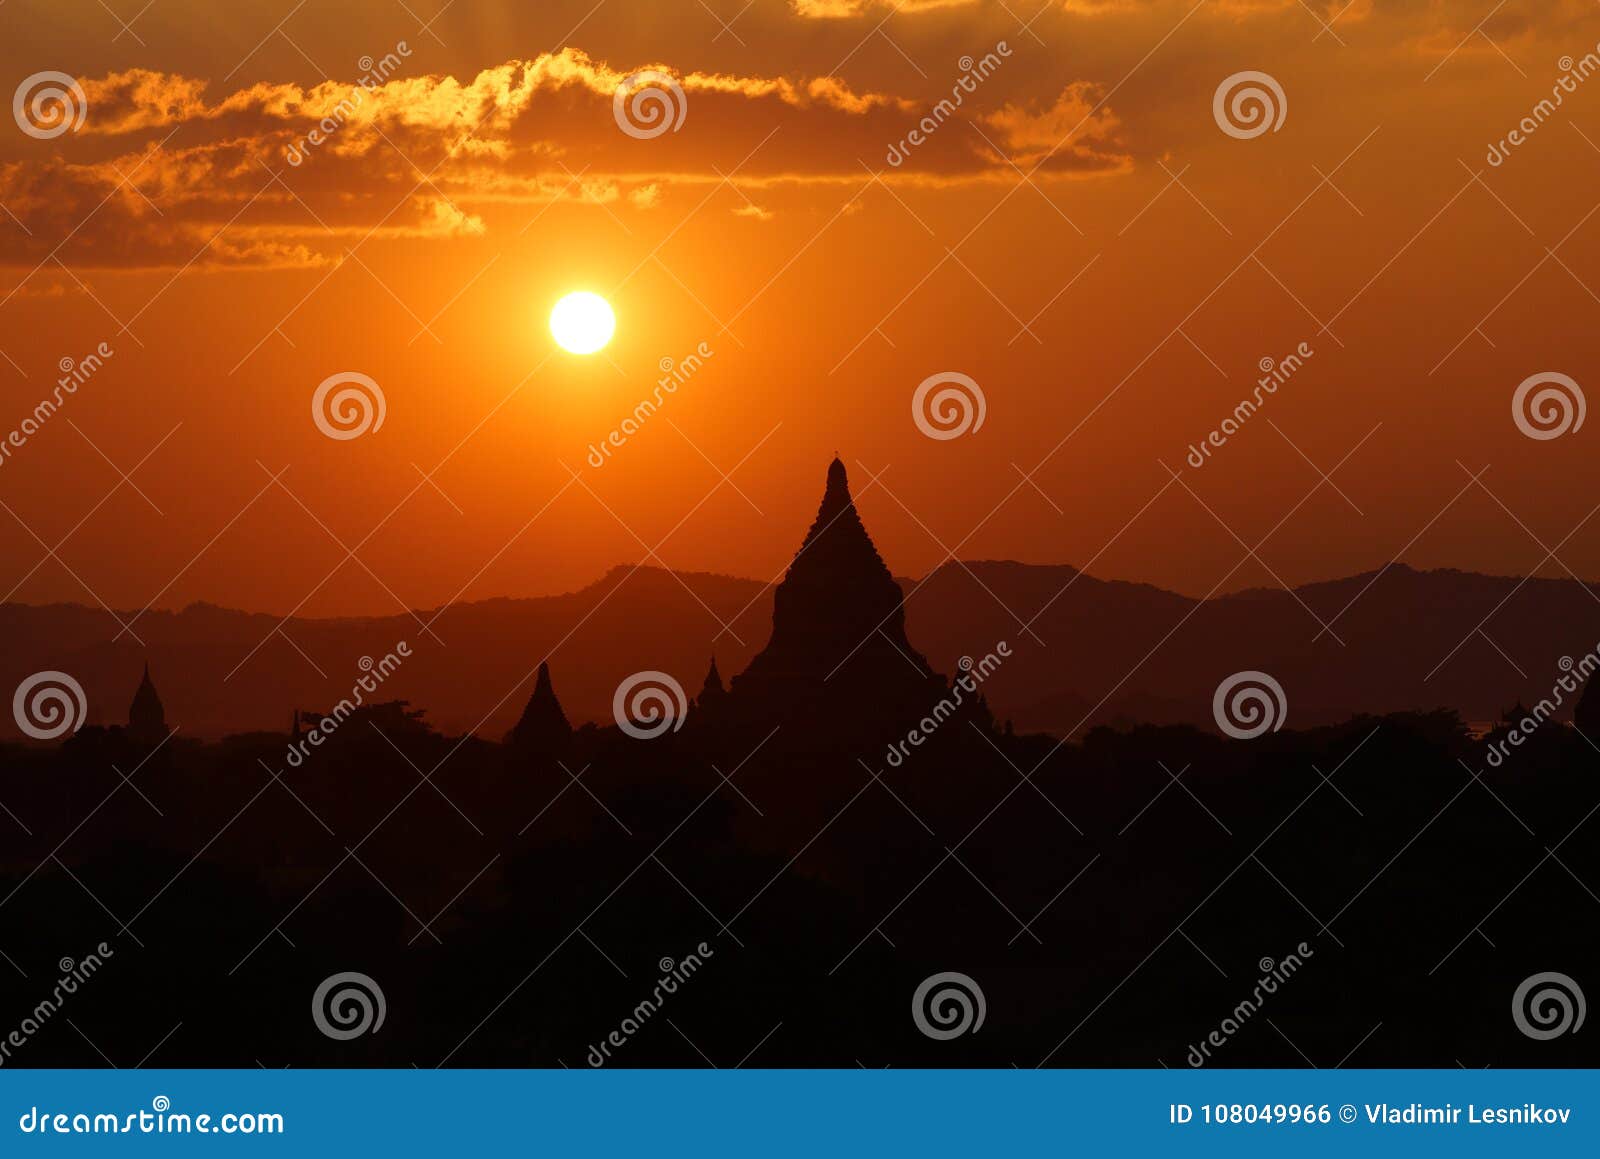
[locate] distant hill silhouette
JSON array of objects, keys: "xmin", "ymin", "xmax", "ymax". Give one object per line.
[{"xmin": 4, "ymin": 553, "xmax": 1599, "ymax": 742}]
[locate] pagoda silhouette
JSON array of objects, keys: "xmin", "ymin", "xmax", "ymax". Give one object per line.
[
  {"xmin": 507, "ymin": 661, "xmax": 573, "ymax": 752},
  {"xmin": 721, "ymin": 456, "xmax": 955, "ymax": 747},
  {"xmin": 508, "ymin": 457, "xmax": 979, "ymax": 759},
  {"xmin": 696, "ymin": 656, "xmax": 727, "ymax": 712},
  {"xmin": 127, "ymin": 661, "xmax": 167, "ymax": 746}
]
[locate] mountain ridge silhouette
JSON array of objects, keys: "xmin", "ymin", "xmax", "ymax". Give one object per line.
[{"xmin": 4, "ymin": 560, "xmax": 1597, "ymax": 741}]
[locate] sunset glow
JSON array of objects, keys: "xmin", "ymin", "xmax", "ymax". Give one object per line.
[{"xmin": 0, "ymin": 4, "xmax": 1597, "ymax": 613}]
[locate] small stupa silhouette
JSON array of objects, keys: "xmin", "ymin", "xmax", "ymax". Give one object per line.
[
  {"xmin": 508, "ymin": 661, "xmax": 572, "ymax": 753},
  {"xmin": 127, "ymin": 661, "xmax": 166, "ymax": 746},
  {"xmin": 697, "ymin": 656, "xmax": 727, "ymax": 708}
]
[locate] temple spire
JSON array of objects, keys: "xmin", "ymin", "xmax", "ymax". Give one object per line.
[
  {"xmin": 725, "ymin": 456, "xmax": 951, "ymax": 742},
  {"xmin": 508, "ymin": 661, "xmax": 572, "ymax": 753},
  {"xmin": 128, "ymin": 660, "xmax": 166, "ymax": 746},
  {"xmin": 698, "ymin": 656, "xmax": 726, "ymax": 709}
]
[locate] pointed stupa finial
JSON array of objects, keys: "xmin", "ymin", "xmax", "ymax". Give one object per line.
[
  {"xmin": 814, "ymin": 456, "xmax": 852, "ymax": 527},
  {"xmin": 827, "ymin": 455, "xmax": 847, "ymax": 493}
]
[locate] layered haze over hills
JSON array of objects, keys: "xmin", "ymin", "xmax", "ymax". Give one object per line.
[{"xmin": 4, "ymin": 558, "xmax": 1596, "ymax": 741}]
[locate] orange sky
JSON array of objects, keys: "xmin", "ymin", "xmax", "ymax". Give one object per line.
[{"xmin": 4, "ymin": 0, "xmax": 1600, "ymax": 618}]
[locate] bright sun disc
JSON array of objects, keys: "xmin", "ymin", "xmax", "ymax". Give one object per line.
[{"xmin": 550, "ymin": 291, "xmax": 616, "ymax": 355}]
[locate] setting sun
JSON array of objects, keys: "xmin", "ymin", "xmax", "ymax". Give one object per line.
[{"xmin": 549, "ymin": 291, "xmax": 616, "ymax": 354}]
